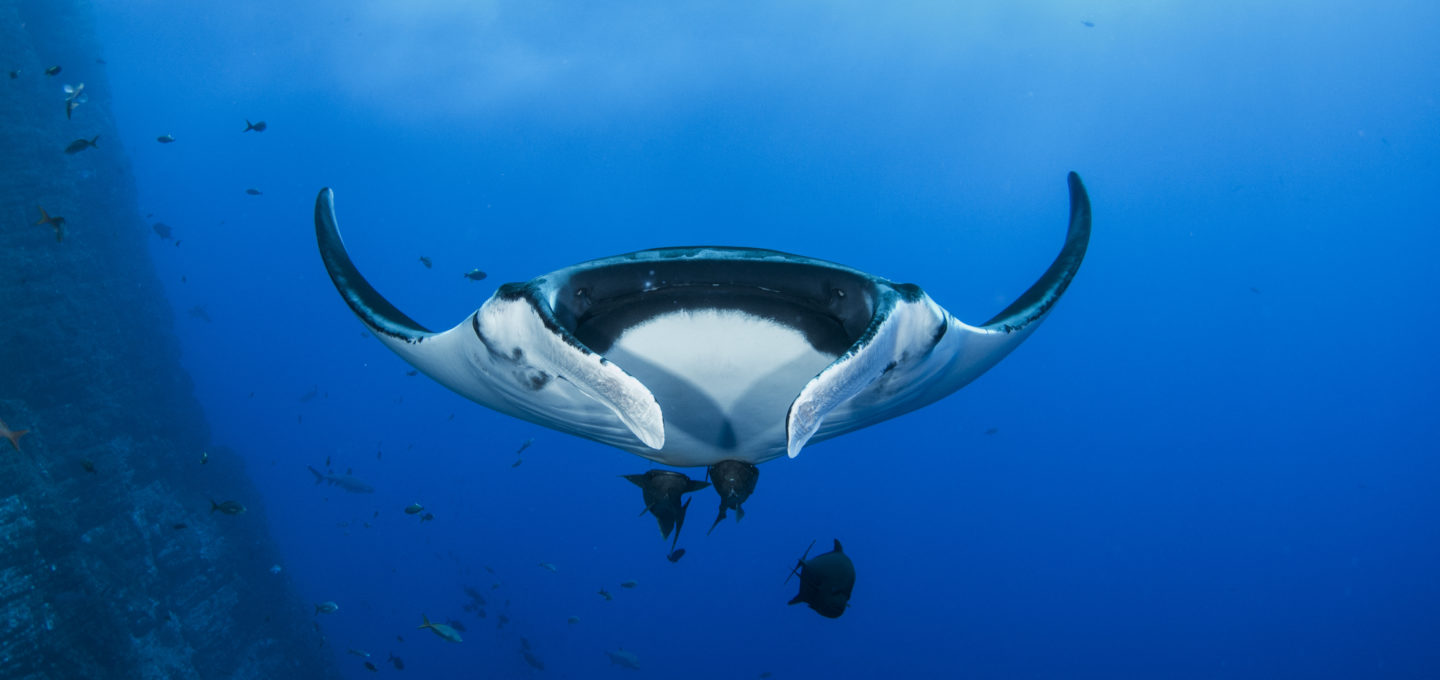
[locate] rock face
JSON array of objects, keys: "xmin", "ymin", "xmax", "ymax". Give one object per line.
[{"xmin": 0, "ymin": 2, "xmax": 338, "ymax": 678}]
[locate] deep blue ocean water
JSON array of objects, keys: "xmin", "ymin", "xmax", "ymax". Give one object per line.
[{"xmin": 61, "ymin": 1, "xmax": 1440, "ymax": 677}]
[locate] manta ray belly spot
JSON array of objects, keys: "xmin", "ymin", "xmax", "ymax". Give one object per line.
[{"xmin": 609, "ymin": 309, "xmax": 834, "ymax": 403}]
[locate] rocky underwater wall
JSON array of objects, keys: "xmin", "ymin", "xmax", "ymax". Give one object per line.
[{"xmin": 0, "ymin": 2, "xmax": 338, "ymax": 678}]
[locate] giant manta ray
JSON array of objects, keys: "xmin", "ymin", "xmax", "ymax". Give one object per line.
[{"xmin": 316, "ymin": 173, "xmax": 1090, "ymax": 522}]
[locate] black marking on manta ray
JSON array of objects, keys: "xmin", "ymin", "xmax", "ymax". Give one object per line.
[
  {"xmin": 930, "ymin": 319, "xmax": 949, "ymax": 345},
  {"xmin": 495, "ymin": 281, "xmax": 602, "ymax": 359},
  {"xmin": 891, "ymin": 283, "xmax": 926, "ymax": 303}
]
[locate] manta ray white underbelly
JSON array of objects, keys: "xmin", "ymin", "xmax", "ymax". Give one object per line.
[{"xmin": 315, "ymin": 173, "xmax": 1091, "ymax": 467}]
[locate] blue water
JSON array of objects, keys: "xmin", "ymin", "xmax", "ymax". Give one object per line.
[{"xmin": 79, "ymin": 1, "xmax": 1440, "ymax": 677}]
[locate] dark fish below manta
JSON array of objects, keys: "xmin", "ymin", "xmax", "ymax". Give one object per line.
[{"xmin": 314, "ymin": 173, "xmax": 1091, "ymax": 468}]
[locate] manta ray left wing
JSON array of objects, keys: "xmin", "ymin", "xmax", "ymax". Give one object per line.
[{"xmin": 315, "ymin": 189, "xmax": 664, "ymax": 450}]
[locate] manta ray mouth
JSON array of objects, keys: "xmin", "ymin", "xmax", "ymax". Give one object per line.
[{"xmin": 543, "ymin": 251, "xmax": 883, "ymax": 357}]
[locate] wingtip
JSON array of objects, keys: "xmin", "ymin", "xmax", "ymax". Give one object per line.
[
  {"xmin": 1066, "ymin": 172, "xmax": 1091, "ymax": 234},
  {"xmin": 978, "ymin": 172, "xmax": 1092, "ymax": 329}
]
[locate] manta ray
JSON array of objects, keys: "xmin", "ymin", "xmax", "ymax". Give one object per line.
[{"xmin": 316, "ymin": 173, "xmax": 1090, "ymax": 471}]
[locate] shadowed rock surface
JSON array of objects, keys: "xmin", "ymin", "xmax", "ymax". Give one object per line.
[{"xmin": 0, "ymin": 2, "xmax": 339, "ymax": 678}]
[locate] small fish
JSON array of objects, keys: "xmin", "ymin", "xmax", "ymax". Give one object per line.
[
  {"xmin": 172, "ymin": 523, "xmax": 187, "ymax": 530},
  {"xmin": 515, "ymin": 437, "xmax": 534, "ymax": 455},
  {"xmin": 419, "ymin": 256, "xmax": 432, "ymax": 269},
  {"xmin": 510, "ymin": 458, "xmax": 522, "ymax": 468},
  {"xmin": 152, "ymin": 222, "xmax": 173, "ymax": 239},
  {"xmin": 463, "ymin": 269, "xmax": 488, "ymax": 281},
  {"xmin": 539, "ymin": 562, "xmax": 558, "ymax": 573},
  {"xmin": 315, "ymin": 601, "xmax": 339, "ymax": 614},
  {"xmin": 1081, "ymin": 20, "xmax": 1095, "ymax": 27},
  {"xmin": 483, "ymin": 565, "xmax": 495, "ymax": 575},
  {"xmin": 521, "ymin": 649, "xmax": 544, "ymax": 671},
  {"xmin": 496, "ymin": 613, "xmax": 509, "ymax": 629},
  {"xmin": 347, "ymin": 648, "xmax": 370, "ymax": 658},
  {"xmin": 418, "ymin": 614, "xmax": 462, "ymax": 642},
  {"xmin": 44, "ymin": 65, "xmax": 61, "ymax": 76},
  {"xmin": 80, "ymin": 459, "xmax": 95, "ymax": 473},
  {"xmin": 404, "ymin": 503, "xmax": 423, "ymax": 515},
  {"xmin": 210, "ymin": 499, "xmax": 246, "ymax": 515},
  {"xmin": 597, "ymin": 588, "xmax": 613, "ymax": 601},
  {"xmin": 490, "ymin": 583, "xmax": 499, "ymax": 590},
  {"xmin": 567, "ymin": 616, "xmax": 580, "ymax": 624},
  {"xmin": 188, "ymin": 305, "xmax": 212, "ymax": 323},
  {"xmin": 200, "ymin": 450, "xmax": 208, "ymax": 464},
  {"xmin": 760, "ymin": 673, "xmax": 773, "ymax": 679},
  {"xmin": 64, "ymin": 136, "xmax": 98, "ymax": 154},
  {"xmin": 420, "ymin": 512, "xmax": 434, "ymax": 523},
  {"xmin": 387, "ymin": 654, "xmax": 404, "ymax": 670},
  {"xmin": 620, "ymin": 580, "xmax": 638, "ymax": 589},
  {"xmin": 363, "ymin": 661, "xmax": 377, "ymax": 672},
  {"xmin": 0, "ymin": 415, "xmax": 31, "ymax": 451},
  {"xmin": 245, "ymin": 188, "xmax": 262, "ymax": 196},
  {"xmin": 984, "ymin": 427, "xmax": 999, "ymax": 435},
  {"xmin": 8, "ymin": 70, "xmax": 17, "ymax": 79},
  {"xmin": 270, "ymin": 564, "xmax": 282, "ymax": 574},
  {"xmin": 243, "ymin": 119, "xmax": 267, "ymax": 132},
  {"xmin": 156, "ymin": 134, "xmax": 175, "ymax": 143},
  {"xmin": 405, "ymin": 370, "xmax": 417, "ymax": 376},
  {"xmin": 63, "ymin": 83, "xmax": 86, "ymax": 119},
  {"xmin": 34, "ymin": 207, "xmax": 65, "ymax": 242},
  {"xmin": 667, "ymin": 548, "xmax": 686, "ymax": 563}
]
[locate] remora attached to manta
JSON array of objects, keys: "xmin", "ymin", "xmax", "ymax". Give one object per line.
[{"xmin": 315, "ymin": 173, "xmax": 1091, "ymax": 468}]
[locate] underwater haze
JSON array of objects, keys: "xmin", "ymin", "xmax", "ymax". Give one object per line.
[{"xmin": 22, "ymin": 0, "xmax": 1440, "ymax": 677}]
